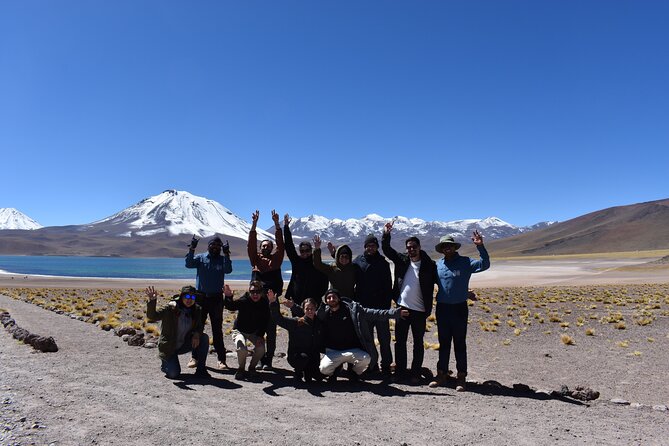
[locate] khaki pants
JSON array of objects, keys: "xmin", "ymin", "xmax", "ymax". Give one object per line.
[{"xmin": 231, "ymin": 330, "xmax": 265, "ymax": 370}]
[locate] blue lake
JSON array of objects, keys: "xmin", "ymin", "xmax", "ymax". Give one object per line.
[{"xmin": 0, "ymin": 255, "xmax": 292, "ymax": 281}]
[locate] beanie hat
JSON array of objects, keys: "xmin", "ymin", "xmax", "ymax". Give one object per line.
[{"xmin": 364, "ymin": 234, "xmax": 379, "ymax": 247}]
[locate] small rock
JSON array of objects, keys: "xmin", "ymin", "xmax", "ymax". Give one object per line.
[
  {"xmin": 127, "ymin": 334, "xmax": 145, "ymax": 346},
  {"xmin": 77, "ymin": 316, "xmax": 86, "ymax": 321},
  {"xmin": 652, "ymin": 405, "xmax": 668, "ymax": 412},
  {"xmin": 33, "ymin": 336, "xmax": 58, "ymax": 353},
  {"xmin": 19, "ymin": 416, "xmax": 26, "ymax": 422},
  {"xmin": 143, "ymin": 342, "xmax": 157, "ymax": 349},
  {"xmin": 611, "ymin": 398, "xmax": 630, "ymax": 405},
  {"xmin": 121, "ymin": 334, "xmax": 131, "ymax": 342},
  {"xmin": 32, "ymin": 423, "xmax": 40, "ymax": 429},
  {"xmin": 115, "ymin": 327, "xmax": 137, "ymax": 337},
  {"xmin": 630, "ymin": 403, "xmax": 644, "ymax": 409}
]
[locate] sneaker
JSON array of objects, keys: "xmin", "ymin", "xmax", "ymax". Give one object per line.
[
  {"xmin": 193, "ymin": 369, "xmax": 211, "ymax": 378},
  {"xmin": 217, "ymin": 360, "xmax": 228, "ymax": 370},
  {"xmin": 429, "ymin": 370, "xmax": 448, "ymax": 388},
  {"xmin": 456, "ymin": 373, "xmax": 467, "ymax": 392},
  {"xmin": 234, "ymin": 368, "xmax": 246, "ymax": 380},
  {"xmin": 187, "ymin": 358, "xmax": 197, "ymax": 369}
]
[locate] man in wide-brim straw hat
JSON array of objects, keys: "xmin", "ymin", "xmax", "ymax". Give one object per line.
[{"xmin": 429, "ymin": 230, "xmax": 490, "ymax": 391}]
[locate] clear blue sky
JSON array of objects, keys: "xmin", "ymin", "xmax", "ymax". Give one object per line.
[{"xmin": 1, "ymin": 1, "xmax": 667, "ymax": 229}]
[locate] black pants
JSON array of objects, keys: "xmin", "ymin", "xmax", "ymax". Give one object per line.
[
  {"xmin": 436, "ymin": 302, "xmax": 469, "ymax": 375},
  {"xmin": 394, "ymin": 309, "xmax": 427, "ymax": 375},
  {"xmin": 196, "ymin": 293, "xmax": 225, "ymax": 362}
]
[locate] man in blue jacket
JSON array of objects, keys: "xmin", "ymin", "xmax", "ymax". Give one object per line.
[
  {"xmin": 185, "ymin": 235, "xmax": 233, "ymax": 370},
  {"xmin": 429, "ymin": 231, "xmax": 489, "ymax": 391}
]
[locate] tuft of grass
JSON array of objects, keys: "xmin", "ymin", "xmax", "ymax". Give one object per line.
[
  {"xmin": 560, "ymin": 334, "xmax": 575, "ymax": 345},
  {"xmin": 615, "ymin": 322, "xmax": 626, "ymax": 330},
  {"xmin": 585, "ymin": 328, "xmax": 595, "ymax": 336},
  {"xmin": 502, "ymin": 339, "xmax": 511, "ymax": 346}
]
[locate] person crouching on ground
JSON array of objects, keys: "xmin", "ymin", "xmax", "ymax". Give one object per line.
[
  {"xmin": 145, "ymin": 285, "xmax": 210, "ymax": 379},
  {"xmin": 223, "ymin": 281, "xmax": 271, "ymax": 380},
  {"xmin": 268, "ymin": 293, "xmax": 323, "ymax": 384},
  {"xmin": 317, "ymin": 289, "xmax": 409, "ymax": 382}
]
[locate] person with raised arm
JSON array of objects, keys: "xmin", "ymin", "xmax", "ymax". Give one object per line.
[
  {"xmin": 223, "ymin": 281, "xmax": 271, "ymax": 381},
  {"xmin": 283, "ymin": 213, "xmax": 329, "ymax": 316},
  {"xmin": 381, "ymin": 221, "xmax": 438, "ymax": 385},
  {"xmin": 145, "ymin": 285, "xmax": 210, "ymax": 379},
  {"xmin": 247, "ymin": 209, "xmax": 285, "ymax": 370},
  {"xmin": 185, "ymin": 236, "xmax": 232, "ymax": 370},
  {"xmin": 312, "ymin": 234, "xmax": 359, "ymax": 299},
  {"xmin": 429, "ymin": 230, "xmax": 490, "ymax": 391}
]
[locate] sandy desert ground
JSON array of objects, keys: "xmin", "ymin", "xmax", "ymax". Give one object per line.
[{"xmin": 1, "ymin": 256, "xmax": 668, "ymax": 445}]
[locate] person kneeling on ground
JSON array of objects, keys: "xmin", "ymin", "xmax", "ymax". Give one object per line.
[
  {"xmin": 268, "ymin": 293, "xmax": 323, "ymax": 383},
  {"xmin": 145, "ymin": 285, "xmax": 210, "ymax": 379},
  {"xmin": 317, "ymin": 289, "xmax": 409, "ymax": 382},
  {"xmin": 223, "ymin": 281, "xmax": 271, "ymax": 381}
]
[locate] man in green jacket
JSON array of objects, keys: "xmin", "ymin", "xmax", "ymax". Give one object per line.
[{"xmin": 146, "ymin": 285, "xmax": 210, "ymax": 379}]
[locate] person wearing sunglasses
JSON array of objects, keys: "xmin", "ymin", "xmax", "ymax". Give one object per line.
[
  {"xmin": 223, "ymin": 281, "xmax": 271, "ymax": 380},
  {"xmin": 145, "ymin": 285, "xmax": 210, "ymax": 379},
  {"xmin": 185, "ymin": 235, "xmax": 233, "ymax": 370},
  {"xmin": 282, "ymin": 213, "xmax": 329, "ymax": 317}
]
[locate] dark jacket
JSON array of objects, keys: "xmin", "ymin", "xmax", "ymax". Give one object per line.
[
  {"xmin": 270, "ymin": 300, "xmax": 322, "ymax": 357},
  {"xmin": 284, "ymin": 225, "xmax": 329, "ymax": 305},
  {"xmin": 223, "ymin": 293, "xmax": 270, "ymax": 337},
  {"xmin": 313, "ymin": 245, "xmax": 359, "ymax": 298},
  {"xmin": 147, "ymin": 298, "xmax": 204, "ymax": 360},
  {"xmin": 381, "ymin": 232, "xmax": 437, "ymax": 316},
  {"xmin": 353, "ymin": 251, "xmax": 392, "ymax": 309},
  {"xmin": 316, "ymin": 298, "xmax": 402, "ymax": 355}
]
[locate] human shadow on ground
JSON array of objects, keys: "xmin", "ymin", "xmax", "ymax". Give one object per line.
[
  {"xmin": 437, "ymin": 377, "xmax": 590, "ymax": 406},
  {"xmin": 258, "ymin": 367, "xmax": 447, "ymax": 398},
  {"xmin": 172, "ymin": 367, "xmax": 243, "ymax": 390}
]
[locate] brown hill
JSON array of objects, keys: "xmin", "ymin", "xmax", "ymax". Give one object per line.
[
  {"xmin": 478, "ymin": 198, "xmax": 669, "ymax": 257},
  {"xmin": 0, "ymin": 228, "xmax": 250, "ymax": 258}
]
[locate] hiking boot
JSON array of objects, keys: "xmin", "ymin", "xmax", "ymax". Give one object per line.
[
  {"xmin": 456, "ymin": 372, "xmax": 467, "ymax": 392},
  {"xmin": 234, "ymin": 368, "xmax": 246, "ymax": 380},
  {"xmin": 429, "ymin": 370, "xmax": 448, "ymax": 388},
  {"xmin": 187, "ymin": 358, "xmax": 197, "ymax": 369}
]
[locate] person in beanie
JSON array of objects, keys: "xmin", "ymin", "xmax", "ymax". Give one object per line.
[
  {"xmin": 429, "ymin": 230, "xmax": 490, "ymax": 391},
  {"xmin": 185, "ymin": 234, "xmax": 233, "ymax": 370},
  {"xmin": 317, "ymin": 289, "xmax": 408, "ymax": 382},
  {"xmin": 145, "ymin": 285, "xmax": 210, "ymax": 379},
  {"xmin": 247, "ymin": 209, "xmax": 285, "ymax": 370},
  {"xmin": 282, "ymin": 213, "xmax": 329, "ymax": 316},
  {"xmin": 353, "ymin": 234, "xmax": 393, "ymax": 378}
]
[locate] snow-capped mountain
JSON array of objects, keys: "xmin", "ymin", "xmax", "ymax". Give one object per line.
[
  {"xmin": 287, "ymin": 214, "xmax": 556, "ymax": 246},
  {"xmin": 88, "ymin": 190, "xmax": 272, "ymax": 239},
  {"xmin": 0, "ymin": 208, "xmax": 43, "ymax": 230}
]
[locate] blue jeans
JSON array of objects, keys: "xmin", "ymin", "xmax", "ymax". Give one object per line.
[
  {"xmin": 435, "ymin": 302, "xmax": 469, "ymax": 375},
  {"xmin": 161, "ymin": 333, "xmax": 209, "ymax": 379}
]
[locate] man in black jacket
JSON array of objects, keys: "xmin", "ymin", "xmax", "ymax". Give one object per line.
[
  {"xmin": 283, "ymin": 214, "xmax": 329, "ymax": 316},
  {"xmin": 223, "ymin": 281, "xmax": 271, "ymax": 380},
  {"xmin": 353, "ymin": 234, "xmax": 393, "ymax": 377},
  {"xmin": 382, "ymin": 221, "xmax": 437, "ymax": 384}
]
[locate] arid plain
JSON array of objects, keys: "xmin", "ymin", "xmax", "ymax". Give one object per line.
[{"xmin": 1, "ymin": 253, "xmax": 668, "ymax": 445}]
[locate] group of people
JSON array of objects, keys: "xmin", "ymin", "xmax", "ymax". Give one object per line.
[{"xmin": 145, "ymin": 211, "xmax": 490, "ymax": 390}]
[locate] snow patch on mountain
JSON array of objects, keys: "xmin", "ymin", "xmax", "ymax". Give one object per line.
[
  {"xmin": 0, "ymin": 208, "xmax": 43, "ymax": 230},
  {"xmin": 91, "ymin": 190, "xmax": 272, "ymax": 239}
]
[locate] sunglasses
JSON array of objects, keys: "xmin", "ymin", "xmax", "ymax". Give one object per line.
[
  {"xmin": 299, "ymin": 249, "xmax": 312, "ymax": 253},
  {"xmin": 249, "ymin": 290, "xmax": 262, "ymax": 295},
  {"xmin": 182, "ymin": 294, "xmax": 197, "ymax": 300}
]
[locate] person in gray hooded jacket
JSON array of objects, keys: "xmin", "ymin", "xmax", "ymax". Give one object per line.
[{"xmin": 316, "ymin": 288, "xmax": 408, "ymax": 381}]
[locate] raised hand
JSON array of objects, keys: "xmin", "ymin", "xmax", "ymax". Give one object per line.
[
  {"xmin": 399, "ymin": 309, "xmax": 410, "ymax": 318},
  {"xmin": 271, "ymin": 210, "xmax": 280, "ymax": 227},
  {"xmin": 327, "ymin": 242, "xmax": 336, "ymax": 258},
  {"xmin": 313, "ymin": 234, "xmax": 322, "ymax": 249},
  {"xmin": 282, "ymin": 298, "xmax": 295, "ymax": 308},
  {"xmin": 384, "ymin": 221, "xmax": 394, "ymax": 234},
  {"xmin": 223, "ymin": 284, "xmax": 233, "ymax": 298},
  {"xmin": 471, "ymin": 230, "xmax": 484, "ymax": 246},
  {"xmin": 284, "ymin": 213, "xmax": 291, "ymax": 227},
  {"xmin": 267, "ymin": 289, "xmax": 276, "ymax": 303},
  {"xmin": 251, "ymin": 210, "xmax": 260, "ymax": 223},
  {"xmin": 189, "ymin": 235, "xmax": 199, "ymax": 250},
  {"xmin": 145, "ymin": 286, "xmax": 158, "ymax": 301},
  {"xmin": 222, "ymin": 240, "xmax": 230, "ymax": 256}
]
